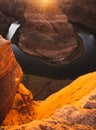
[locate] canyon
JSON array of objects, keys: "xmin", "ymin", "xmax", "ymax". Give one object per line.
[
  {"xmin": 0, "ymin": 36, "xmax": 96, "ymax": 129},
  {"xmin": 0, "ymin": 0, "xmax": 96, "ymax": 129}
]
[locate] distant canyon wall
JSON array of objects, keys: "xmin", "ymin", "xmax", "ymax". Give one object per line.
[{"xmin": 58, "ymin": 0, "xmax": 96, "ymax": 33}]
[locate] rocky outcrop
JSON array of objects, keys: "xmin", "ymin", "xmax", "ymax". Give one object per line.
[
  {"xmin": 0, "ymin": 36, "xmax": 22, "ymax": 124},
  {"xmin": 1, "ymin": 106, "xmax": 96, "ymax": 129},
  {"xmin": 18, "ymin": 13, "xmax": 78, "ymax": 64},
  {"xmin": 2, "ymin": 84, "xmax": 34, "ymax": 126},
  {"xmin": 0, "ymin": 72, "xmax": 96, "ymax": 129}
]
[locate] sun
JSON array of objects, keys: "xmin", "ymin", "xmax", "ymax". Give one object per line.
[
  {"xmin": 29, "ymin": 0, "xmax": 61, "ymax": 17},
  {"xmin": 34, "ymin": 0, "xmax": 60, "ymax": 16},
  {"xmin": 40, "ymin": 0, "xmax": 54, "ymax": 5}
]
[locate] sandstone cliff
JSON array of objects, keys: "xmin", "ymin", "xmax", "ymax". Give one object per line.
[{"xmin": 0, "ymin": 36, "xmax": 22, "ymax": 123}]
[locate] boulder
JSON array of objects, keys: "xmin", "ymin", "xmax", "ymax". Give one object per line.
[{"xmin": 0, "ymin": 36, "xmax": 22, "ymax": 123}]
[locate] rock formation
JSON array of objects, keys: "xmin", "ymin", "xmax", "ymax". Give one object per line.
[
  {"xmin": 0, "ymin": 0, "xmax": 96, "ymax": 64},
  {"xmin": 2, "ymin": 84, "xmax": 34, "ymax": 126},
  {"xmin": 0, "ymin": 0, "xmax": 86, "ymax": 102},
  {"xmin": 0, "ymin": 72, "xmax": 96, "ymax": 129},
  {"xmin": 58, "ymin": 0, "xmax": 96, "ymax": 33},
  {"xmin": 0, "ymin": 0, "xmax": 80, "ymax": 65},
  {"xmin": 0, "ymin": 36, "xmax": 22, "ymax": 124},
  {"xmin": 0, "ymin": 0, "xmax": 96, "ymax": 129},
  {"xmin": 35, "ymin": 72, "xmax": 96, "ymax": 120},
  {"xmin": 0, "ymin": 36, "xmax": 96, "ymax": 129},
  {"xmin": 18, "ymin": 13, "xmax": 78, "ymax": 64}
]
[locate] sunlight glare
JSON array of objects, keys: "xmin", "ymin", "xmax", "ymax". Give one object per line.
[
  {"xmin": 41, "ymin": 0, "xmax": 54, "ymax": 5},
  {"xmin": 35, "ymin": 0, "xmax": 60, "ymax": 15}
]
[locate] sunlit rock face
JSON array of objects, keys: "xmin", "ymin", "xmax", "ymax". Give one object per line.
[
  {"xmin": 0, "ymin": 36, "xmax": 23, "ymax": 124},
  {"xmin": 35, "ymin": 72, "xmax": 96, "ymax": 120},
  {"xmin": 1, "ymin": 72, "xmax": 96, "ymax": 129},
  {"xmin": 2, "ymin": 107, "xmax": 96, "ymax": 129},
  {"xmin": 2, "ymin": 84, "xmax": 34, "ymax": 126}
]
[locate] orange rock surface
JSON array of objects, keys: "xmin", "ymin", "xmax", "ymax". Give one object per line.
[
  {"xmin": 0, "ymin": 36, "xmax": 23, "ymax": 123},
  {"xmin": 1, "ymin": 72, "xmax": 96, "ymax": 129},
  {"xmin": 2, "ymin": 84, "xmax": 34, "ymax": 125},
  {"xmin": 35, "ymin": 72, "xmax": 96, "ymax": 119}
]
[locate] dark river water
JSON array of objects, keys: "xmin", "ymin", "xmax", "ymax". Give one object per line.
[{"xmin": 7, "ymin": 22, "xmax": 96, "ymax": 79}]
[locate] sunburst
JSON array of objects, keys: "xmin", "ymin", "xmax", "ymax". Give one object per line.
[{"xmin": 31, "ymin": 0, "xmax": 61, "ymax": 16}]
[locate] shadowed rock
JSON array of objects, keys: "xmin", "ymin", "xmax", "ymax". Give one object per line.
[
  {"xmin": 0, "ymin": 0, "xmax": 27, "ymax": 20},
  {"xmin": 0, "ymin": 11, "xmax": 13, "ymax": 37},
  {"xmin": 58, "ymin": 0, "xmax": 96, "ymax": 33}
]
